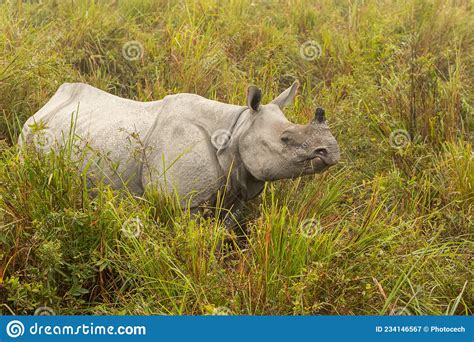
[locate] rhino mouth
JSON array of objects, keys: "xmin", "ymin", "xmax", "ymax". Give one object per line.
[{"xmin": 299, "ymin": 155, "xmax": 329, "ymax": 172}]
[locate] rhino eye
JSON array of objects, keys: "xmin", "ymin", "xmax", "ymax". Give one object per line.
[{"xmin": 281, "ymin": 134, "xmax": 291, "ymax": 143}]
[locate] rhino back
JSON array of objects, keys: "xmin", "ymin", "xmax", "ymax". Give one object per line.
[
  {"xmin": 21, "ymin": 83, "xmax": 164, "ymax": 193},
  {"xmin": 23, "ymin": 83, "xmax": 160, "ymax": 138}
]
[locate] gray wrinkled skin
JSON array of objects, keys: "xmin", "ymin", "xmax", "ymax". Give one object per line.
[{"xmin": 19, "ymin": 81, "xmax": 340, "ymax": 214}]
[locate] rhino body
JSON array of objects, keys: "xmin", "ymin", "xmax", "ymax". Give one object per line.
[{"xmin": 20, "ymin": 81, "xmax": 340, "ymax": 212}]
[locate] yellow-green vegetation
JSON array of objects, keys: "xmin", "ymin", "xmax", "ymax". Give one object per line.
[{"xmin": 0, "ymin": 0, "xmax": 472, "ymax": 315}]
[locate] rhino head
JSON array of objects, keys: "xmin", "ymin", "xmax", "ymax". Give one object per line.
[{"xmin": 231, "ymin": 81, "xmax": 340, "ymax": 183}]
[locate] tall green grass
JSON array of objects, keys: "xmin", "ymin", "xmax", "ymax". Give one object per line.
[{"xmin": 0, "ymin": 0, "xmax": 472, "ymax": 315}]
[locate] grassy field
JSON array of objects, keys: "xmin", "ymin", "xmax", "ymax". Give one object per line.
[{"xmin": 0, "ymin": 0, "xmax": 472, "ymax": 315}]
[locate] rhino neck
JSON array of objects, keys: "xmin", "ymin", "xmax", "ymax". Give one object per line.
[
  {"xmin": 199, "ymin": 102, "xmax": 249, "ymax": 137},
  {"xmin": 213, "ymin": 107, "xmax": 265, "ymax": 202}
]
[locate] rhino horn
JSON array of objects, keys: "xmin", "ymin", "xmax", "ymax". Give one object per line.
[{"xmin": 314, "ymin": 107, "xmax": 325, "ymax": 123}]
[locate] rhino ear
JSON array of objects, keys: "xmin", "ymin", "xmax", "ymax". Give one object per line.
[
  {"xmin": 247, "ymin": 85, "xmax": 262, "ymax": 112},
  {"xmin": 271, "ymin": 80, "xmax": 300, "ymax": 108}
]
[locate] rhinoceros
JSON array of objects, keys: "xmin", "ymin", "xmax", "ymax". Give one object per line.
[{"xmin": 19, "ymin": 81, "xmax": 340, "ymax": 216}]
